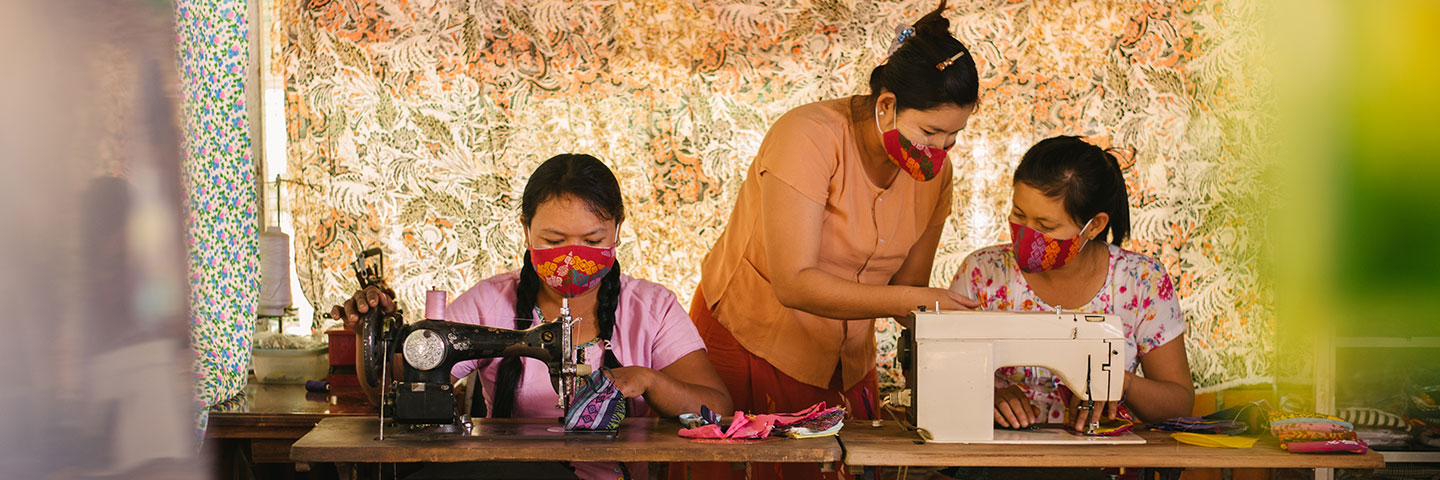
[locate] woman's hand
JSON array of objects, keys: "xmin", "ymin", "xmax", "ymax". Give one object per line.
[
  {"xmin": 1066, "ymin": 394, "xmax": 1121, "ymax": 432},
  {"xmin": 896, "ymin": 287, "xmax": 979, "ymax": 328},
  {"xmin": 993, "ymin": 385, "xmax": 1039, "ymax": 428},
  {"xmin": 606, "ymin": 366, "xmax": 656, "ymax": 398},
  {"xmin": 910, "ymin": 286, "xmax": 979, "ymax": 312},
  {"xmin": 329, "ymin": 284, "xmax": 397, "ymax": 333}
]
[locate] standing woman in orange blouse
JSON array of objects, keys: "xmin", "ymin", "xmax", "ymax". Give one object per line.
[{"xmin": 685, "ymin": 2, "xmax": 978, "ymax": 478}]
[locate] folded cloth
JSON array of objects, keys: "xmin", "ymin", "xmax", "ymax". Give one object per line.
[
  {"xmin": 1268, "ymin": 410, "xmax": 1353, "ymax": 427},
  {"xmin": 786, "ymin": 422, "xmax": 844, "ymax": 439},
  {"xmin": 1283, "ymin": 439, "xmax": 1369, "ymax": 454},
  {"xmin": 1266, "ymin": 410, "xmax": 1358, "ymax": 445},
  {"xmin": 780, "ymin": 405, "xmax": 845, "ymax": 433},
  {"xmin": 1152, "ymin": 417, "xmax": 1249, "ymax": 436},
  {"xmin": 1338, "ymin": 407, "xmax": 1407, "ymax": 429},
  {"xmin": 1265, "ymin": 408, "xmax": 1371, "ymax": 454},
  {"xmin": 1171, "ymin": 432, "xmax": 1260, "ymax": 449},
  {"xmin": 1353, "ymin": 428, "xmax": 1412, "ymax": 449},
  {"xmin": 564, "ymin": 368, "xmax": 627, "ymax": 431},
  {"xmin": 678, "ymin": 402, "xmax": 845, "ymax": 440},
  {"xmin": 679, "ymin": 410, "xmax": 775, "ymax": 439},
  {"xmin": 1271, "ymin": 421, "xmax": 1359, "ymax": 442},
  {"xmin": 1154, "ymin": 401, "xmax": 1266, "ymax": 435}
]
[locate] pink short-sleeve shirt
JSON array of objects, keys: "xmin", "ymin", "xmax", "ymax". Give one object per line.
[{"xmin": 447, "ymin": 271, "xmax": 706, "ymax": 420}]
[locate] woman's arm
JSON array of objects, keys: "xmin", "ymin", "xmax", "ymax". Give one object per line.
[
  {"xmin": 761, "ymin": 175, "xmax": 974, "ymax": 319},
  {"xmin": 609, "ymin": 350, "xmax": 733, "ymax": 417},
  {"xmin": 1123, "ymin": 334, "xmax": 1195, "ymax": 422},
  {"xmin": 888, "ymin": 222, "xmax": 945, "ymax": 289}
]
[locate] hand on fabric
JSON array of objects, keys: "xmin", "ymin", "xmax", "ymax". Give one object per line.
[
  {"xmin": 607, "ymin": 366, "xmax": 655, "ymax": 398},
  {"xmin": 993, "ymin": 385, "xmax": 1039, "ymax": 428},
  {"xmin": 331, "ymin": 284, "xmax": 397, "ymax": 333},
  {"xmin": 565, "ymin": 368, "xmax": 628, "ymax": 431},
  {"xmin": 1066, "ymin": 394, "xmax": 1121, "ymax": 432}
]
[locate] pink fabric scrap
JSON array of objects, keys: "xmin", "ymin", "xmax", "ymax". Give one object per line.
[{"xmin": 679, "ymin": 402, "xmax": 841, "ymax": 440}]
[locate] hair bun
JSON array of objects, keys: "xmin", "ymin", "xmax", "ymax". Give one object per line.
[{"xmin": 911, "ymin": 1, "xmax": 952, "ymax": 38}]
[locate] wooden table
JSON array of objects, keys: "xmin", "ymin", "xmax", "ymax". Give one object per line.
[
  {"xmin": 292, "ymin": 416, "xmax": 842, "ymax": 465},
  {"xmin": 206, "ymin": 380, "xmax": 373, "ymax": 464},
  {"xmin": 837, "ymin": 422, "xmax": 1386, "ymax": 470}
]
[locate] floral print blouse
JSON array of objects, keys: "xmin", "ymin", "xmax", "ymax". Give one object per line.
[{"xmin": 948, "ymin": 243, "xmax": 1186, "ymax": 423}]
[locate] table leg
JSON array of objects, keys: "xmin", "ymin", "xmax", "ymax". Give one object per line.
[
  {"xmin": 335, "ymin": 462, "xmax": 354, "ymax": 480},
  {"xmin": 649, "ymin": 462, "xmax": 669, "ymax": 480},
  {"xmin": 1137, "ymin": 467, "xmax": 1183, "ymax": 480}
]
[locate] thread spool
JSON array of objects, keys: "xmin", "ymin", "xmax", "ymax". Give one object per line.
[
  {"xmin": 258, "ymin": 226, "xmax": 292, "ymax": 316},
  {"xmin": 425, "ymin": 288, "xmax": 447, "ymax": 321}
]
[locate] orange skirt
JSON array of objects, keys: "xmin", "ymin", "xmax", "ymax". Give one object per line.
[{"xmin": 670, "ymin": 288, "xmax": 877, "ymax": 480}]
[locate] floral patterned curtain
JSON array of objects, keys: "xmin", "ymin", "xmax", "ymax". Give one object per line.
[
  {"xmin": 181, "ymin": 0, "xmax": 259, "ymax": 432},
  {"xmin": 278, "ymin": 0, "xmax": 1271, "ymax": 392}
]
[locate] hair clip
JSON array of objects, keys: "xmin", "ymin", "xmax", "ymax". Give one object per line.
[
  {"xmin": 886, "ymin": 24, "xmax": 915, "ymax": 57},
  {"xmin": 935, "ymin": 50, "xmax": 967, "ymax": 71}
]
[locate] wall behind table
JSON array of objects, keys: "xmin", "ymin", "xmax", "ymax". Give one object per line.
[{"xmin": 278, "ymin": 0, "xmax": 1271, "ymax": 392}]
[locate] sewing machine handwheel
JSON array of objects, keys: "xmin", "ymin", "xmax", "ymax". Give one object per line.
[{"xmin": 355, "ymin": 309, "xmax": 385, "ymax": 406}]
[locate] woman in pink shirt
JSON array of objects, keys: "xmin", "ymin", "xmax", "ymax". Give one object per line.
[{"xmin": 335, "ymin": 153, "xmax": 732, "ymax": 479}]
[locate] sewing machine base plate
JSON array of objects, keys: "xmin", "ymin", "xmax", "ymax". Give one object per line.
[{"xmin": 930, "ymin": 425, "xmax": 1145, "ymax": 445}]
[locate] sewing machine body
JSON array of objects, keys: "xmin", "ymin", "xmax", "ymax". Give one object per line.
[
  {"xmin": 904, "ymin": 310, "xmax": 1144, "ymax": 444},
  {"xmin": 352, "ymin": 249, "xmax": 592, "ymax": 437}
]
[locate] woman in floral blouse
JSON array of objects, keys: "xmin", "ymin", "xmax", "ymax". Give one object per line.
[{"xmin": 948, "ymin": 136, "xmax": 1194, "ymax": 433}]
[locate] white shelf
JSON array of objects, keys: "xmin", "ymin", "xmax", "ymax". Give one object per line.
[
  {"xmin": 1335, "ymin": 336, "xmax": 1440, "ymax": 348},
  {"xmin": 1377, "ymin": 450, "xmax": 1440, "ymax": 463}
]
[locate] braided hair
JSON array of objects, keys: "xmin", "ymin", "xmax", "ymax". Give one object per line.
[{"xmin": 490, "ymin": 154, "xmax": 626, "ymax": 418}]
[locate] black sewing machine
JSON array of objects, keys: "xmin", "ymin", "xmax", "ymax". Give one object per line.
[{"xmin": 351, "ymin": 249, "xmax": 592, "ymax": 434}]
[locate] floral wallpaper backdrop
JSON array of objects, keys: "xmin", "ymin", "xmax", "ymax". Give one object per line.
[{"xmin": 278, "ymin": 0, "xmax": 1272, "ymax": 392}]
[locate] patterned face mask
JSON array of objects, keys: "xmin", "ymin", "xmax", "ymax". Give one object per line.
[
  {"xmin": 564, "ymin": 368, "xmax": 627, "ymax": 431},
  {"xmin": 528, "ymin": 229, "xmax": 618, "ymax": 298},
  {"xmin": 1009, "ymin": 218, "xmax": 1094, "ymax": 273},
  {"xmin": 876, "ymin": 104, "xmax": 949, "ymax": 182}
]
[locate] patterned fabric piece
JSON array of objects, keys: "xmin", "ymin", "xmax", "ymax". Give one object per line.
[
  {"xmin": 1267, "ymin": 410, "xmax": 1351, "ymax": 426},
  {"xmin": 180, "ymin": 0, "xmax": 258, "ymax": 435},
  {"xmin": 276, "ymin": 0, "xmax": 1272, "ymax": 392},
  {"xmin": 565, "ymin": 368, "xmax": 627, "ymax": 431},
  {"xmin": 784, "ymin": 405, "xmax": 845, "ymax": 431},
  {"xmin": 1271, "ymin": 422, "xmax": 1359, "ymax": 442},
  {"xmin": 949, "ymin": 244, "xmax": 1186, "ymax": 421},
  {"xmin": 1338, "ymin": 407, "xmax": 1405, "ymax": 429}
]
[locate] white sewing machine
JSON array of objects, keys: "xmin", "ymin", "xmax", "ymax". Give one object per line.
[{"xmin": 900, "ymin": 309, "xmax": 1144, "ymax": 444}]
